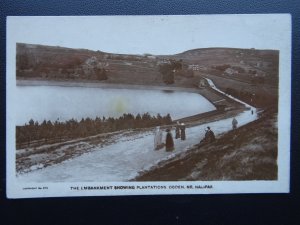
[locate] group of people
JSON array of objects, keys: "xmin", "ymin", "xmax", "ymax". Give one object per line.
[
  {"xmin": 153, "ymin": 117, "xmax": 239, "ymax": 151},
  {"xmin": 154, "ymin": 122, "xmax": 186, "ymax": 151},
  {"xmin": 175, "ymin": 121, "xmax": 186, "ymax": 140}
]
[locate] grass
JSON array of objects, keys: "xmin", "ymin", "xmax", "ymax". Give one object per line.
[{"xmin": 135, "ymin": 109, "xmax": 278, "ymax": 181}]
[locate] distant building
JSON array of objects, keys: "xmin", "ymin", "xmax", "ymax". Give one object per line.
[
  {"xmin": 147, "ymin": 55, "xmax": 156, "ymax": 60},
  {"xmin": 157, "ymin": 58, "xmax": 170, "ymax": 65},
  {"xmin": 188, "ymin": 64, "xmax": 207, "ymax": 71},
  {"xmin": 82, "ymin": 56, "xmax": 109, "ymax": 75},
  {"xmin": 198, "ymin": 78, "xmax": 207, "ymax": 88},
  {"xmin": 188, "ymin": 64, "xmax": 200, "ymax": 71},
  {"xmin": 224, "ymin": 68, "xmax": 238, "ymax": 75}
]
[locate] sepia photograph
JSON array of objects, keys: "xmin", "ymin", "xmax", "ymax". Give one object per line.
[{"xmin": 6, "ymin": 14, "xmax": 291, "ymax": 198}]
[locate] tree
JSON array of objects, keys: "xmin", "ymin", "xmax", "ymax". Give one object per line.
[
  {"xmin": 163, "ymin": 71, "xmax": 175, "ymax": 84},
  {"xmin": 171, "ymin": 59, "xmax": 182, "ymax": 70},
  {"xmin": 29, "ymin": 119, "xmax": 35, "ymax": 126},
  {"xmin": 158, "ymin": 59, "xmax": 182, "ymax": 84},
  {"xmin": 95, "ymin": 68, "xmax": 107, "ymax": 80},
  {"xmin": 159, "ymin": 64, "xmax": 174, "ymax": 84},
  {"xmin": 164, "ymin": 114, "xmax": 172, "ymax": 124}
]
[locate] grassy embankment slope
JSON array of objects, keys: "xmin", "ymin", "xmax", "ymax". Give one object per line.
[{"xmin": 135, "ymin": 108, "xmax": 278, "ymax": 181}]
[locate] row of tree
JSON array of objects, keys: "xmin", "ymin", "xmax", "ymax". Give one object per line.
[{"xmin": 16, "ymin": 113, "xmax": 172, "ymax": 147}]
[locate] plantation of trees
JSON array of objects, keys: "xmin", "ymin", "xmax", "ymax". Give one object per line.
[{"xmin": 16, "ymin": 113, "xmax": 172, "ymax": 149}]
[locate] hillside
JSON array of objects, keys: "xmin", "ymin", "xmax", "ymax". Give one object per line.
[
  {"xmin": 135, "ymin": 108, "xmax": 278, "ymax": 181},
  {"xmin": 16, "ymin": 43, "xmax": 279, "ymax": 87}
]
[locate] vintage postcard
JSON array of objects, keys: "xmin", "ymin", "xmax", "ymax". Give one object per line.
[{"xmin": 6, "ymin": 14, "xmax": 291, "ymax": 198}]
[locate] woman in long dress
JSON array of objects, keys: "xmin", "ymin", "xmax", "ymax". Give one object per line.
[
  {"xmin": 154, "ymin": 126, "xmax": 163, "ymax": 150},
  {"xmin": 165, "ymin": 128, "xmax": 174, "ymax": 152}
]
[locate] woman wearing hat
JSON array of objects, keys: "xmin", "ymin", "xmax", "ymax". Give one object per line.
[
  {"xmin": 200, "ymin": 126, "xmax": 215, "ymax": 144},
  {"xmin": 207, "ymin": 126, "xmax": 215, "ymax": 142},
  {"xmin": 154, "ymin": 126, "xmax": 164, "ymax": 150},
  {"xmin": 165, "ymin": 128, "xmax": 174, "ymax": 152}
]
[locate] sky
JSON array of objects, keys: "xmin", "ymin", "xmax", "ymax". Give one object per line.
[{"xmin": 7, "ymin": 14, "xmax": 290, "ymax": 55}]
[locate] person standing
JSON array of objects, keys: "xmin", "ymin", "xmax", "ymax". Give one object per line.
[
  {"xmin": 165, "ymin": 128, "xmax": 174, "ymax": 152},
  {"xmin": 207, "ymin": 126, "xmax": 215, "ymax": 142},
  {"xmin": 180, "ymin": 123, "xmax": 186, "ymax": 140},
  {"xmin": 175, "ymin": 121, "xmax": 181, "ymax": 139},
  {"xmin": 154, "ymin": 126, "xmax": 163, "ymax": 150},
  {"xmin": 232, "ymin": 117, "xmax": 238, "ymax": 130}
]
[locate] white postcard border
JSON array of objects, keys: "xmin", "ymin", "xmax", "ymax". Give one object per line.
[{"xmin": 6, "ymin": 14, "xmax": 291, "ymax": 198}]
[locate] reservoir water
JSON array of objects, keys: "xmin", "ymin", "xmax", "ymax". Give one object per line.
[{"xmin": 16, "ymin": 85, "xmax": 216, "ymax": 125}]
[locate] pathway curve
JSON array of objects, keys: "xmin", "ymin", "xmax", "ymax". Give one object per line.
[{"xmin": 17, "ymin": 80, "xmax": 258, "ymax": 182}]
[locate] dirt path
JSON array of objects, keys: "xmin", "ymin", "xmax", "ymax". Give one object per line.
[{"xmin": 135, "ymin": 111, "xmax": 277, "ymax": 181}]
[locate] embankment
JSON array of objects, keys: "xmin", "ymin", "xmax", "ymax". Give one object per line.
[{"xmin": 134, "ymin": 108, "xmax": 278, "ymax": 181}]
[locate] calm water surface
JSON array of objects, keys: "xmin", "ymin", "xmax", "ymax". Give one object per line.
[{"xmin": 16, "ymin": 86, "xmax": 216, "ymax": 125}]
